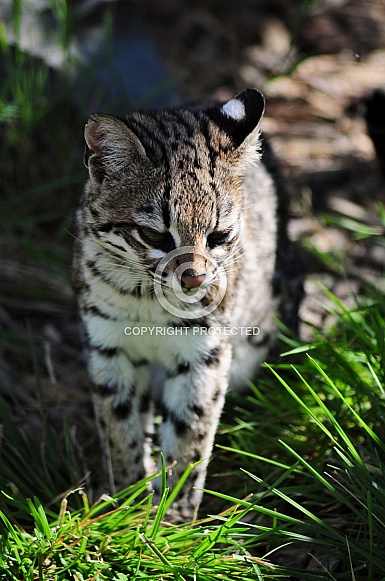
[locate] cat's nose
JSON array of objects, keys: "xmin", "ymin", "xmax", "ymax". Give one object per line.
[{"xmin": 181, "ymin": 269, "xmax": 206, "ymax": 289}]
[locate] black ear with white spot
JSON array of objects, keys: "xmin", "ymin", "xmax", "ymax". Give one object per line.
[
  {"xmin": 207, "ymin": 89, "xmax": 265, "ymax": 149},
  {"xmin": 84, "ymin": 114, "xmax": 154, "ymax": 184}
]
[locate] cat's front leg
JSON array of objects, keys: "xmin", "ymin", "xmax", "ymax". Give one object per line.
[
  {"xmin": 157, "ymin": 340, "xmax": 232, "ymax": 521},
  {"xmin": 87, "ymin": 346, "xmax": 153, "ymax": 492}
]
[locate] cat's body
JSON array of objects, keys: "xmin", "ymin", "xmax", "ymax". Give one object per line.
[{"xmin": 73, "ymin": 89, "xmax": 302, "ymax": 520}]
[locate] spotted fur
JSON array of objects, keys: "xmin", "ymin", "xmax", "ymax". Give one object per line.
[{"xmin": 73, "ymin": 89, "xmax": 303, "ymax": 520}]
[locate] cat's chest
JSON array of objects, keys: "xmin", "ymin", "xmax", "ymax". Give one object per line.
[
  {"xmin": 91, "ymin": 288, "xmax": 175, "ymax": 330},
  {"xmin": 85, "ymin": 283, "xmax": 216, "ymax": 363}
]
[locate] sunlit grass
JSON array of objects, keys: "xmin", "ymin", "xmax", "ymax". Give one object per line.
[
  {"xmin": 0, "ymin": 478, "xmax": 281, "ymax": 581},
  {"xmin": 213, "ymin": 280, "xmax": 385, "ymax": 578}
]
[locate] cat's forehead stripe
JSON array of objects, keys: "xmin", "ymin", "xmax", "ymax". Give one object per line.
[
  {"xmin": 162, "ymin": 201, "xmax": 171, "ymax": 229},
  {"xmin": 169, "ymin": 224, "xmax": 181, "ymax": 247}
]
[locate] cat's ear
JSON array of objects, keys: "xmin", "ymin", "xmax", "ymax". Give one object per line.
[
  {"xmin": 206, "ymin": 89, "xmax": 265, "ymax": 162},
  {"xmin": 84, "ymin": 114, "xmax": 153, "ymax": 182}
]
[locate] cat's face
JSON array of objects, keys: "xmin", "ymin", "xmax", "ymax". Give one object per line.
[{"xmin": 83, "ymin": 90, "xmax": 264, "ymax": 313}]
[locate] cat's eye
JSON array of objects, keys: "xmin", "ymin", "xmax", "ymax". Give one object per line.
[
  {"xmin": 137, "ymin": 227, "xmax": 175, "ymax": 252},
  {"xmin": 206, "ymin": 230, "xmax": 232, "ymax": 249}
]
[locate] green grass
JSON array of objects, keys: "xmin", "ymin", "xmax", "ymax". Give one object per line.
[
  {"xmin": 0, "ymin": 481, "xmax": 282, "ymax": 581},
  {"xmin": 212, "ymin": 281, "xmax": 385, "ymax": 578}
]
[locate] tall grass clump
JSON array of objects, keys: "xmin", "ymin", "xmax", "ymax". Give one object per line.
[
  {"xmin": 215, "ymin": 280, "xmax": 385, "ymax": 578},
  {"xmin": 0, "ymin": 469, "xmax": 283, "ymax": 581}
]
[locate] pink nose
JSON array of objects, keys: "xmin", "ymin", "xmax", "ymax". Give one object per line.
[{"xmin": 181, "ymin": 271, "xmax": 206, "ymax": 289}]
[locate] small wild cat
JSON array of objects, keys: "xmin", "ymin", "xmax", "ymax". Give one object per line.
[{"xmin": 73, "ymin": 89, "xmax": 302, "ymax": 520}]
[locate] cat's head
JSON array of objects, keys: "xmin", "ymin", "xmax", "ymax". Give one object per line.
[{"xmin": 83, "ymin": 89, "xmax": 265, "ymax": 317}]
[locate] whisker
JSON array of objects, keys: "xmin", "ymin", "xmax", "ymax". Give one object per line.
[
  {"xmin": 92, "ymin": 259, "xmax": 137, "ymax": 271},
  {"xmin": 224, "ymin": 261, "xmax": 241, "ymax": 269},
  {"xmin": 223, "ymin": 252, "xmax": 246, "ymax": 267},
  {"xmin": 89, "ymin": 238, "xmax": 143, "ymax": 267},
  {"xmin": 224, "ymin": 245, "xmax": 243, "ymax": 261},
  {"xmin": 224, "ymin": 267, "xmax": 241, "ymax": 275}
]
